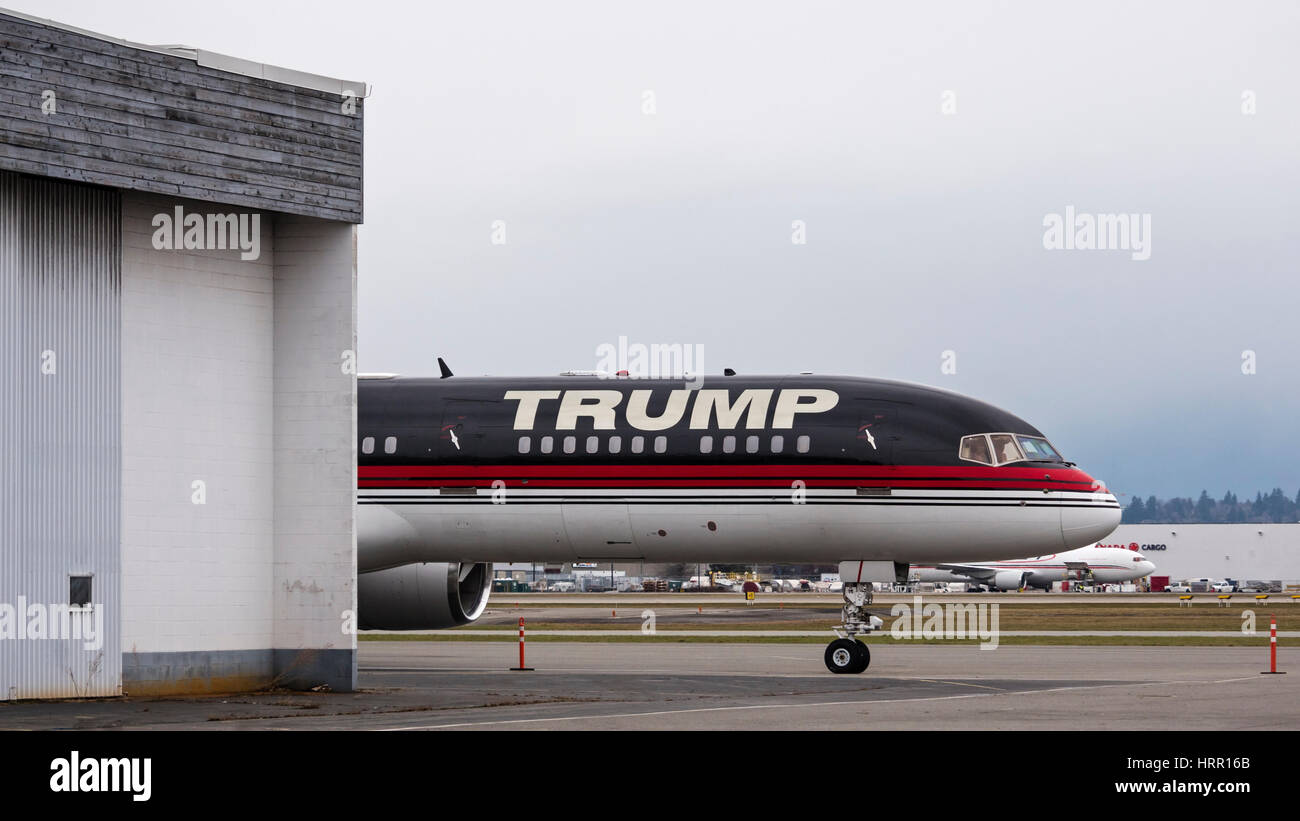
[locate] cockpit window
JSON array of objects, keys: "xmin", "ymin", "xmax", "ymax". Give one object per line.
[
  {"xmin": 959, "ymin": 432, "xmax": 1064, "ymax": 466},
  {"xmin": 989, "ymin": 434, "xmax": 1021, "ymax": 465},
  {"xmin": 1016, "ymin": 436, "xmax": 1061, "ymax": 462},
  {"xmin": 959, "ymin": 434, "xmax": 993, "ymax": 465}
]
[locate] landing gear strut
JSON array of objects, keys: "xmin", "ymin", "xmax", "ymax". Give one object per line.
[{"xmin": 825, "ymin": 583, "xmax": 882, "ymax": 674}]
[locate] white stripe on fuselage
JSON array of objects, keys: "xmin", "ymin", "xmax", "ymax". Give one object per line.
[{"xmin": 356, "ymin": 488, "xmax": 1121, "ymax": 570}]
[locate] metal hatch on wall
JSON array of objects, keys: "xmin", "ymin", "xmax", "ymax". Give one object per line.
[{"xmin": 562, "ymin": 500, "xmax": 639, "ymax": 559}]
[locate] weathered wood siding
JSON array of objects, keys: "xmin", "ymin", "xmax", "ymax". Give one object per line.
[{"xmin": 0, "ymin": 12, "xmax": 364, "ymax": 222}]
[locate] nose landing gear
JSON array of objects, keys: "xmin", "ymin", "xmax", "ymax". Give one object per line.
[{"xmin": 825, "ymin": 583, "xmax": 882, "ymax": 674}]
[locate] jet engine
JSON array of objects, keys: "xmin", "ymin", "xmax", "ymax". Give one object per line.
[
  {"xmin": 358, "ymin": 562, "xmax": 493, "ymax": 630},
  {"xmin": 992, "ymin": 569, "xmax": 1030, "ymax": 591}
]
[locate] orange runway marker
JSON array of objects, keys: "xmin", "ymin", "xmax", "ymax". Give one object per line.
[
  {"xmin": 1262, "ymin": 614, "xmax": 1286, "ymax": 675},
  {"xmin": 510, "ymin": 617, "xmax": 534, "ymax": 671}
]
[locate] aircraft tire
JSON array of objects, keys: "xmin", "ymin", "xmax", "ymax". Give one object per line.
[
  {"xmin": 825, "ymin": 638, "xmax": 867, "ymax": 674},
  {"xmin": 851, "ymin": 640, "xmax": 871, "ymax": 673}
]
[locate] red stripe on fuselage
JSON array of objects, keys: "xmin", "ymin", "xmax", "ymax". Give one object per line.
[{"xmin": 357, "ymin": 464, "xmax": 1099, "ymax": 491}]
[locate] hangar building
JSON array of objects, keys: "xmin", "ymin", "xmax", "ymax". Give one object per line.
[
  {"xmin": 0, "ymin": 10, "xmax": 364, "ymax": 698},
  {"xmin": 1101, "ymin": 524, "xmax": 1300, "ymax": 587}
]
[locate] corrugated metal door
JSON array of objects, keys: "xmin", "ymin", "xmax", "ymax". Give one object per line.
[{"xmin": 0, "ymin": 171, "xmax": 121, "ymax": 699}]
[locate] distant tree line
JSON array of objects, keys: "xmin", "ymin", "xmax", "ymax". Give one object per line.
[{"xmin": 1122, "ymin": 489, "xmax": 1300, "ymax": 524}]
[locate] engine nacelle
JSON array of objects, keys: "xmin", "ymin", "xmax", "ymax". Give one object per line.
[
  {"xmin": 992, "ymin": 569, "xmax": 1029, "ymax": 591},
  {"xmin": 358, "ymin": 562, "xmax": 493, "ymax": 630}
]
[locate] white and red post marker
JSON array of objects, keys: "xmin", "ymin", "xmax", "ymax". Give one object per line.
[
  {"xmin": 1262, "ymin": 614, "xmax": 1286, "ymax": 675},
  {"xmin": 511, "ymin": 616, "xmax": 534, "ymax": 672}
]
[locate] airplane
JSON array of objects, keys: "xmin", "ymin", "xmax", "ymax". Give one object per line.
[
  {"xmin": 910, "ymin": 543, "xmax": 1156, "ymax": 591},
  {"xmin": 356, "ymin": 367, "xmax": 1120, "ymax": 674}
]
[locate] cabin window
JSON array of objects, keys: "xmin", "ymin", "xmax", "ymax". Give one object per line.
[
  {"xmin": 796, "ymin": 435, "xmax": 811, "ymax": 453},
  {"xmin": 540, "ymin": 435, "xmax": 554, "ymax": 454},
  {"xmin": 770, "ymin": 435, "xmax": 784, "ymax": 453},
  {"xmin": 384, "ymin": 436, "xmax": 397, "ymax": 454},
  {"xmin": 518, "ymin": 436, "xmax": 531, "ymax": 454},
  {"xmin": 722, "ymin": 435, "xmax": 736, "ymax": 454},
  {"xmin": 361, "ymin": 436, "xmax": 374, "ymax": 455},
  {"xmin": 609, "ymin": 436, "xmax": 622, "ymax": 454},
  {"xmin": 700, "ymin": 435, "xmax": 713, "ymax": 454},
  {"xmin": 746, "ymin": 435, "xmax": 759, "ymax": 454},
  {"xmin": 586, "ymin": 435, "xmax": 599, "ymax": 454},
  {"xmin": 959, "ymin": 434, "xmax": 993, "ymax": 465},
  {"xmin": 631, "ymin": 436, "xmax": 645, "ymax": 454},
  {"xmin": 653, "ymin": 435, "xmax": 667, "ymax": 454},
  {"xmin": 563, "ymin": 436, "xmax": 576, "ymax": 454}
]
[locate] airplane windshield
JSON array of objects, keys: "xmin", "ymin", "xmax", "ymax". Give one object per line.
[
  {"xmin": 958, "ymin": 433, "xmax": 1064, "ymax": 465},
  {"xmin": 1016, "ymin": 436, "xmax": 1062, "ymax": 462}
]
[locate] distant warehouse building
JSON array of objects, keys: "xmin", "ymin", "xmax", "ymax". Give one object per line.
[
  {"xmin": 0, "ymin": 11, "xmax": 364, "ymax": 698},
  {"xmin": 1102, "ymin": 524, "xmax": 1300, "ymax": 587}
]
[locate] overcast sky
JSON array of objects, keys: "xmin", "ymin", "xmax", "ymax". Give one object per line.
[{"xmin": 13, "ymin": 0, "xmax": 1300, "ymax": 500}]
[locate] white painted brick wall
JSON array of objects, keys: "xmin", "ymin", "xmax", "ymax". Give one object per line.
[
  {"xmin": 121, "ymin": 195, "xmax": 356, "ymax": 671},
  {"xmin": 273, "ymin": 217, "xmax": 357, "ymax": 656},
  {"xmin": 121, "ymin": 193, "xmax": 275, "ymax": 654}
]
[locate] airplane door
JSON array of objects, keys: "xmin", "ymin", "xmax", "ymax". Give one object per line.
[
  {"xmin": 857, "ymin": 406, "xmax": 898, "ymax": 465},
  {"xmin": 440, "ymin": 401, "xmax": 481, "ymax": 459},
  {"xmin": 562, "ymin": 501, "xmax": 639, "ymax": 559}
]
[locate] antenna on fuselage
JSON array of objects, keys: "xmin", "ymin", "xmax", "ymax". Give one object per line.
[{"xmin": 437, "ymin": 357, "xmax": 453, "ymax": 378}]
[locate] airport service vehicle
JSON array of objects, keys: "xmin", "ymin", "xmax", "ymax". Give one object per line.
[
  {"xmin": 1210, "ymin": 581, "xmax": 1235, "ymax": 593},
  {"xmin": 1166, "ymin": 582, "xmax": 1193, "ymax": 593},
  {"xmin": 356, "ymin": 369, "xmax": 1120, "ymax": 674},
  {"xmin": 911, "ymin": 543, "xmax": 1155, "ymax": 591}
]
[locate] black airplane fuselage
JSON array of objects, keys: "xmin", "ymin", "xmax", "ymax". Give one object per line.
[{"xmin": 356, "ymin": 373, "xmax": 1120, "ymax": 570}]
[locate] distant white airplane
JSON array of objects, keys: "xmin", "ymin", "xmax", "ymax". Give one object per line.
[{"xmin": 911, "ymin": 544, "xmax": 1155, "ymax": 591}]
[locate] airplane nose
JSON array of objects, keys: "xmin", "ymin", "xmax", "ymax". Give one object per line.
[
  {"xmin": 1142, "ymin": 560, "xmax": 1157, "ymax": 575},
  {"xmin": 1060, "ymin": 491, "xmax": 1121, "ymax": 549}
]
